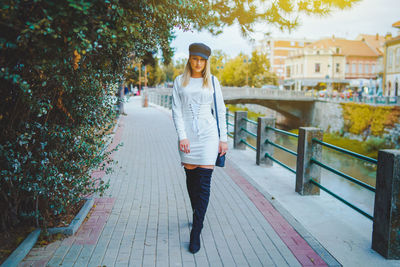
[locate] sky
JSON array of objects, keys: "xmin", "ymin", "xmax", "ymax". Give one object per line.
[{"xmin": 170, "ymin": 0, "xmax": 400, "ymax": 61}]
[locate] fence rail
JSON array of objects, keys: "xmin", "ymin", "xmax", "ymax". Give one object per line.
[
  {"xmin": 312, "ymin": 138, "xmax": 377, "ymax": 164},
  {"xmin": 310, "ymin": 178, "xmax": 373, "ymax": 220},
  {"xmin": 149, "ymin": 90, "xmax": 400, "ymax": 258}
]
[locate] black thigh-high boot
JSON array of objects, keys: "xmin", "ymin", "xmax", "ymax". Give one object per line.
[
  {"xmin": 184, "ymin": 167, "xmax": 198, "ymax": 213},
  {"xmin": 189, "ymin": 167, "xmax": 213, "ymax": 254}
]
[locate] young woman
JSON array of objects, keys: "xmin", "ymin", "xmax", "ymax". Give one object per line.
[{"xmin": 171, "ymin": 43, "xmax": 228, "ymax": 253}]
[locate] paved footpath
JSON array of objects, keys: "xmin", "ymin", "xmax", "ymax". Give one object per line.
[{"xmin": 20, "ymin": 97, "xmax": 334, "ymax": 267}]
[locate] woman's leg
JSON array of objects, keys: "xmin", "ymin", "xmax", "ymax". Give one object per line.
[
  {"xmin": 184, "ymin": 167, "xmax": 197, "ymax": 212},
  {"xmin": 182, "ymin": 163, "xmax": 214, "ymax": 170},
  {"xmin": 190, "ymin": 167, "xmax": 213, "ymax": 253}
]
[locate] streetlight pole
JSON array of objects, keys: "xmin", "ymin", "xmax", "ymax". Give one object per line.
[{"xmin": 244, "ymin": 57, "xmax": 251, "ymax": 87}]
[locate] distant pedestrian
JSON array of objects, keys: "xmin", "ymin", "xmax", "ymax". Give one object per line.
[{"xmin": 171, "ymin": 43, "xmax": 228, "ymax": 254}]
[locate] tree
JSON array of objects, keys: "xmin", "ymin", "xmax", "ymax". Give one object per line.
[
  {"xmin": 0, "ymin": 0, "xmax": 360, "ymax": 231},
  {"xmin": 220, "ymin": 54, "xmax": 248, "ymax": 87},
  {"xmin": 210, "ymin": 50, "xmax": 228, "ymax": 81},
  {"xmin": 249, "ymin": 50, "xmax": 278, "ymax": 87}
]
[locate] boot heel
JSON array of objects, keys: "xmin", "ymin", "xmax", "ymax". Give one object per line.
[{"xmin": 189, "ymin": 229, "xmax": 201, "ymax": 253}]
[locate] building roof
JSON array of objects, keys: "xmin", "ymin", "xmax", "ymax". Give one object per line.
[
  {"xmin": 356, "ymin": 34, "xmax": 385, "ymax": 55},
  {"xmin": 392, "ymin": 20, "xmax": 400, "ymax": 28},
  {"xmin": 306, "ymin": 37, "xmax": 379, "ymax": 57}
]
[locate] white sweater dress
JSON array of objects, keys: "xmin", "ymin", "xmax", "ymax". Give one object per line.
[{"xmin": 172, "ymin": 75, "xmax": 227, "ymax": 166}]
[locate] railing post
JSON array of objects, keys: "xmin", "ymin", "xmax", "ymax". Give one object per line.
[
  {"xmin": 234, "ymin": 111, "xmax": 247, "ymax": 149},
  {"xmin": 372, "ymin": 149, "xmax": 400, "ymax": 259},
  {"xmin": 295, "ymin": 127, "xmax": 323, "ymax": 195},
  {"xmin": 256, "ymin": 117, "xmax": 275, "ymax": 166},
  {"xmin": 225, "ymin": 107, "xmax": 229, "ymax": 127},
  {"xmin": 385, "ymin": 96, "xmax": 390, "ymax": 105}
]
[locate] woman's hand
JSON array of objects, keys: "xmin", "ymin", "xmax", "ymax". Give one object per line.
[
  {"xmin": 179, "ymin": 139, "xmax": 190, "ymax": 154},
  {"xmin": 219, "ymin": 141, "xmax": 228, "ymax": 156}
]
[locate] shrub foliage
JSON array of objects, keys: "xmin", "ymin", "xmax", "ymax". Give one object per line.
[
  {"xmin": 341, "ymin": 103, "xmax": 400, "ymax": 137},
  {"xmin": 1, "ymin": 0, "xmax": 360, "ymax": 231},
  {"xmin": 0, "ymin": 0, "xmax": 209, "ymax": 231}
]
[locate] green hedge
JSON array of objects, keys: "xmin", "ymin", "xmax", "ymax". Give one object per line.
[{"xmin": 0, "ymin": 0, "xmax": 207, "ymax": 231}]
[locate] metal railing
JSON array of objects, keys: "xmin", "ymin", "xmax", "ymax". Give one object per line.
[
  {"xmin": 240, "ymin": 138, "xmax": 257, "ymax": 151},
  {"xmin": 265, "ymin": 152, "xmax": 296, "ymax": 174},
  {"xmin": 264, "ymin": 126, "xmax": 298, "ymax": 174},
  {"xmin": 149, "ymin": 91, "xmax": 400, "ymax": 257},
  {"xmin": 309, "ymin": 178, "xmax": 373, "ymax": 220},
  {"xmin": 309, "ymin": 138, "xmax": 377, "ymax": 220},
  {"xmin": 226, "ymin": 112, "xmax": 234, "ymax": 138}
]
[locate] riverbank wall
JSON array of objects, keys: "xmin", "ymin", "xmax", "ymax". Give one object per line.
[{"xmin": 237, "ymin": 102, "xmax": 400, "ymax": 148}]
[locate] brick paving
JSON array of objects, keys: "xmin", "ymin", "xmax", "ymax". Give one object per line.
[{"xmin": 20, "ymin": 97, "xmax": 330, "ymax": 266}]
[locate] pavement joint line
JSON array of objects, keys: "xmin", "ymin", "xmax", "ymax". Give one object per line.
[
  {"xmin": 224, "ymin": 160, "xmax": 342, "ymax": 267},
  {"xmin": 212, "ymin": 169, "xmax": 279, "ymax": 266},
  {"xmin": 19, "ymin": 98, "xmax": 350, "ymax": 266},
  {"xmin": 225, "ymin": 160, "xmax": 327, "ymax": 266}
]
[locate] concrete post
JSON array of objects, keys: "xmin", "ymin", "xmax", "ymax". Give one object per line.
[
  {"xmin": 372, "ymin": 150, "xmax": 400, "ymax": 259},
  {"xmin": 234, "ymin": 111, "xmax": 247, "ymax": 149},
  {"xmin": 256, "ymin": 117, "xmax": 276, "ymax": 166},
  {"xmin": 295, "ymin": 127, "xmax": 323, "ymax": 195}
]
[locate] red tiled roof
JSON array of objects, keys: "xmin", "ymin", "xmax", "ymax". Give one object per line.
[
  {"xmin": 306, "ymin": 38, "xmax": 379, "ymax": 57},
  {"xmin": 392, "ymin": 21, "xmax": 400, "ymax": 28},
  {"xmin": 357, "ymin": 34, "xmax": 385, "ymax": 55}
]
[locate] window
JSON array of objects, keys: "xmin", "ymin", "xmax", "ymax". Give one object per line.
[
  {"xmin": 388, "ymin": 49, "xmax": 394, "ymax": 69},
  {"xmin": 359, "ymin": 63, "xmax": 363, "ymax": 73},
  {"xmin": 286, "ymin": 66, "xmax": 291, "ymax": 77},
  {"xmin": 352, "ymin": 63, "xmax": 356, "ymax": 73},
  {"xmin": 290, "ymin": 41, "xmax": 295, "ymax": 46},
  {"xmin": 336, "ymin": 63, "xmax": 340, "ymax": 73},
  {"xmin": 315, "ymin": 63, "xmax": 321, "ymax": 73},
  {"xmin": 346, "ymin": 63, "xmax": 349, "ymax": 73},
  {"xmin": 372, "ymin": 64, "xmax": 376, "ymax": 73},
  {"xmin": 336, "ymin": 47, "xmax": 340, "ymax": 54},
  {"xmin": 396, "ymin": 48, "xmax": 400, "ymax": 67},
  {"xmin": 365, "ymin": 64, "xmax": 370, "ymax": 73}
]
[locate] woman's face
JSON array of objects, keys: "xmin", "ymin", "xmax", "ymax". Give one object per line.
[{"xmin": 189, "ymin": 55, "xmax": 206, "ymax": 75}]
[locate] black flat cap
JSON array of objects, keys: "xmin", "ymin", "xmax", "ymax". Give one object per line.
[{"xmin": 189, "ymin": 43, "xmax": 211, "ymax": 59}]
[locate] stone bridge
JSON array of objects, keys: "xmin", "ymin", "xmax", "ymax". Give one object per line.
[{"xmin": 148, "ymin": 86, "xmax": 399, "ymax": 128}]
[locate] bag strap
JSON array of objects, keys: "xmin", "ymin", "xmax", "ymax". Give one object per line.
[{"xmin": 212, "ymin": 75, "xmax": 220, "ymax": 138}]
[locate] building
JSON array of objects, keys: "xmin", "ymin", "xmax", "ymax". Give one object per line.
[
  {"xmin": 383, "ymin": 21, "xmax": 400, "ymax": 96},
  {"xmin": 256, "ymin": 37, "xmax": 313, "ymax": 81},
  {"xmin": 356, "ymin": 34, "xmax": 385, "ymax": 75},
  {"xmin": 285, "ymin": 36, "xmax": 380, "ymax": 92}
]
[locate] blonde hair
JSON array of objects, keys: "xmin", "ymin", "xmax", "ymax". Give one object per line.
[{"xmin": 181, "ymin": 57, "xmax": 212, "ymax": 89}]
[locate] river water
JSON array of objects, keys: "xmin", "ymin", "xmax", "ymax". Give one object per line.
[{"xmin": 227, "ymin": 119, "xmax": 376, "ymax": 217}]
